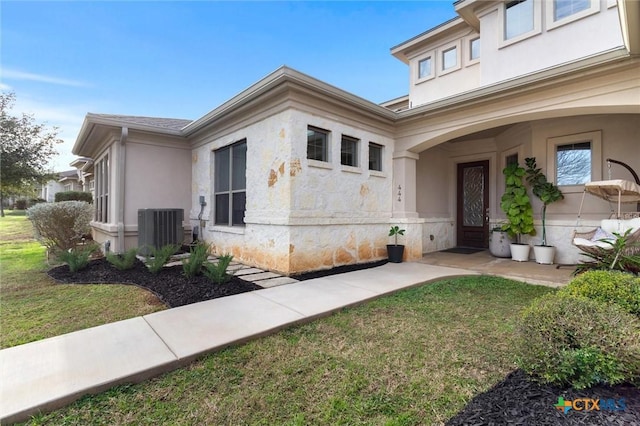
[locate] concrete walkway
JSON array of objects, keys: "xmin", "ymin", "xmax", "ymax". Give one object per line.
[{"xmin": 0, "ymin": 262, "xmax": 475, "ymax": 424}]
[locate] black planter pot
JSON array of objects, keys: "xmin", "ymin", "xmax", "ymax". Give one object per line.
[{"xmin": 387, "ymin": 244, "xmax": 405, "ymax": 263}]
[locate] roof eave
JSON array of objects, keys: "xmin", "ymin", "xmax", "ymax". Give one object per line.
[{"xmin": 183, "ymin": 66, "xmax": 397, "ymax": 136}]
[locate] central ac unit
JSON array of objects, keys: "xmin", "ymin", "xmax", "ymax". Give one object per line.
[{"xmin": 138, "ymin": 209, "xmax": 184, "ymax": 255}]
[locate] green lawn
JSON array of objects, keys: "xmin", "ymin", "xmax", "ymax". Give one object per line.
[
  {"xmin": 0, "ymin": 210, "xmax": 166, "ymax": 348},
  {"xmin": 24, "ymin": 276, "xmax": 555, "ymax": 425}
]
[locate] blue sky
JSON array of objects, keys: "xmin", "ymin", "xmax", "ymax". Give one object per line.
[{"xmin": 1, "ymin": 1, "xmax": 457, "ymax": 171}]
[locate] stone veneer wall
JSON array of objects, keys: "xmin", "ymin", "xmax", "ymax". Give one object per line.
[{"xmin": 190, "ymin": 107, "xmax": 417, "ymax": 274}]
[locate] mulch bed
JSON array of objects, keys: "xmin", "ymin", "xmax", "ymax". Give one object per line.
[
  {"xmin": 48, "ymin": 258, "xmax": 639, "ymax": 423},
  {"xmin": 47, "ymin": 258, "xmax": 262, "ymax": 308},
  {"xmin": 446, "ymin": 369, "xmax": 639, "ymax": 425}
]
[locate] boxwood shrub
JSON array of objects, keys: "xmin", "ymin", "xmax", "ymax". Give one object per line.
[
  {"xmin": 515, "ymin": 292, "xmax": 640, "ymax": 389},
  {"xmin": 560, "ymin": 270, "xmax": 640, "ymax": 317},
  {"xmin": 55, "ymin": 191, "xmax": 93, "ymax": 203}
]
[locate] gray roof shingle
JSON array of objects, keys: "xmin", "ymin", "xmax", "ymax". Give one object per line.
[{"xmin": 90, "ymin": 114, "xmax": 193, "ymax": 131}]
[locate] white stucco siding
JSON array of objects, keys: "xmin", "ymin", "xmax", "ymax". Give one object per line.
[
  {"xmin": 479, "ymin": 1, "xmax": 623, "ymax": 86},
  {"xmin": 123, "ymin": 135, "xmax": 192, "ymax": 229}
]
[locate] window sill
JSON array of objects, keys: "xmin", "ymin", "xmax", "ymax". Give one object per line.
[
  {"xmin": 211, "ymin": 225, "xmax": 245, "ymax": 235},
  {"xmin": 369, "ymin": 170, "xmax": 386, "ymax": 178},
  {"xmin": 308, "ymin": 159, "xmax": 333, "ymax": 170},
  {"xmin": 341, "ymin": 165, "xmax": 362, "ymax": 174}
]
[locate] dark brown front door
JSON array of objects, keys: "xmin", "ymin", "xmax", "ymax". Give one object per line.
[{"xmin": 456, "ymin": 161, "xmax": 489, "ymax": 248}]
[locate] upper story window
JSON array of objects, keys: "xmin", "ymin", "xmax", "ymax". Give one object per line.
[
  {"xmin": 442, "ymin": 47, "xmax": 457, "ymax": 70},
  {"xmin": 505, "ymin": 0, "xmax": 534, "ymax": 40},
  {"xmin": 499, "ymin": 0, "xmax": 541, "ymax": 47},
  {"xmin": 307, "ymin": 126, "xmax": 329, "ymax": 162},
  {"xmin": 368, "ymin": 142, "xmax": 383, "ymax": 172},
  {"xmin": 418, "ymin": 57, "xmax": 432, "ymax": 79},
  {"xmin": 469, "ymin": 38, "xmax": 480, "ymax": 61},
  {"xmin": 341, "ymin": 135, "xmax": 359, "ymax": 167},
  {"xmin": 215, "ymin": 140, "xmax": 247, "ymax": 226},
  {"xmin": 547, "ymin": 0, "xmax": 599, "ymax": 29},
  {"xmin": 554, "ymin": 0, "xmax": 591, "ymax": 21}
]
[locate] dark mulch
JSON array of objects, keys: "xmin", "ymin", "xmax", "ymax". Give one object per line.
[
  {"xmin": 291, "ymin": 259, "xmax": 388, "ymax": 280},
  {"xmin": 446, "ymin": 369, "xmax": 640, "ymax": 425},
  {"xmin": 47, "ymin": 258, "xmax": 262, "ymax": 308}
]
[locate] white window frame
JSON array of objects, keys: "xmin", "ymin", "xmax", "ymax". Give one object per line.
[
  {"xmin": 438, "ymin": 40, "xmax": 461, "ymax": 75},
  {"xmin": 413, "ymin": 50, "xmax": 435, "ymax": 84},
  {"xmin": 466, "ymin": 35, "xmax": 481, "ymax": 66},
  {"xmin": 546, "ymin": 0, "xmax": 600, "ymax": 31},
  {"xmin": 499, "ymin": 0, "xmax": 542, "ymax": 48},
  {"xmin": 546, "ymin": 131, "xmax": 602, "ymax": 191}
]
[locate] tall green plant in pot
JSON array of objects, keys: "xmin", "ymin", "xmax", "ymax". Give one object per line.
[
  {"xmin": 500, "ymin": 163, "xmax": 536, "ymax": 261},
  {"xmin": 525, "ymin": 157, "xmax": 564, "ymax": 264}
]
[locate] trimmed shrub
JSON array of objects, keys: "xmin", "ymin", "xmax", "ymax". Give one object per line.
[
  {"xmin": 182, "ymin": 242, "xmax": 210, "ymax": 278},
  {"xmin": 561, "ymin": 270, "xmax": 640, "ymax": 317},
  {"xmin": 106, "ymin": 248, "xmax": 139, "ymax": 271},
  {"xmin": 204, "ymin": 254, "xmax": 234, "ymax": 284},
  {"xmin": 58, "ymin": 244, "xmax": 98, "ymax": 273},
  {"xmin": 14, "ymin": 199, "xmax": 28, "ymax": 210},
  {"xmin": 26, "ymin": 201, "xmax": 94, "ymax": 254},
  {"xmin": 515, "ymin": 293, "xmax": 640, "ymax": 389},
  {"xmin": 55, "ymin": 191, "xmax": 93, "ymax": 203},
  {"xmin": 143, "ymin": 244, "xmax": 179, "ymax": 274}
]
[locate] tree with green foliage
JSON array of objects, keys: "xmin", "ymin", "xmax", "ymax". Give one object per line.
[{"xmin": 0, "ymin": 92, "xmax": 62, "ymax": 217}]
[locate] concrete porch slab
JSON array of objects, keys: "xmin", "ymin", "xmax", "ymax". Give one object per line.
[
  {"xmin": 142, "ymin": 292, "xmax": 305, "ymax": 360},
  {"xmin": 0, "ymin": 317, "xmax": 177, "ymax": 425}
]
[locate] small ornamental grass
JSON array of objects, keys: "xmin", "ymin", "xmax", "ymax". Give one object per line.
[
  {"xmin": 515, "ymin": 292, "xmax": 640, "ymax": 389},
  {"xmin": 204, "ymin": 254, "xmax": 234, "ymax": 284},
  {"xmin": 57, "ymin": 244, "xmax": 99, "ymax": 273},
  {"xmin": 143, "ymin": 244, "xmax": 179, "ymax": 274},
  {"xmin": 26, "ymin": 201, "xmax": 93, "ymax": 254},
  {"xmin": 182, "ymin": 242, "xmax": 210, "ymax": 278},
  {"xmin": 106, "ymin": 248, "xmax": 139, "ymax": 271}
]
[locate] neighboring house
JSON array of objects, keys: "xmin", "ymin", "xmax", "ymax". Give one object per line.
[
  {"xmin": 72, "ymin": 0, "xmax": 640, "ymax": 273},
  {"xmin": 39, "ymin": 169, "xmax": 84, "ymax": 202}
]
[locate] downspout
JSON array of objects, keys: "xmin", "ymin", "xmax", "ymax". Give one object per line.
[{"xmin": 116, "ymin": 127, "xmax": 128, "ymax": 253}]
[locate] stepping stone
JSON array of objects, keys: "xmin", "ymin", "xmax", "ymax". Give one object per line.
[
  {"xmin": 226, "ymin": 264, "xmax": 247, "ymax": 272},
  {"xmin": 255, "ymin": 277, "xmax": 299, "ymax": 288},
  {"xmin": 233, "ymin": 268, "xmax": 265, "ymax": 276},
  {"xmin": 238, "ymin": 271, "xmax": 281, "ymax": 282}
]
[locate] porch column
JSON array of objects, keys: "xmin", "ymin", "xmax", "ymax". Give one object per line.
[{"xmin": 392, "ymin": 151, "xmax": 419, "ymax": 218}]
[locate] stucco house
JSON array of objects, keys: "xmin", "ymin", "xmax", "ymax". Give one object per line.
[
  {"xmin": 72, "ymin": 0, "xmax": 639, "ymax": 274},
  {"xmin": 39, "ymin": 169, "xmax": 85, "ymax": 203}
]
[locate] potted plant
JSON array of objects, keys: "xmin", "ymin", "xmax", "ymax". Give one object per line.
[
  {"xmin": 387, "ymin": 225, "xmax": 405, "ymax": 263},
  {"xmin": 489, "ymin": 224, "xmax": 512, "ymax": 258},
  {"xmin": 500, "ymin": 163, "xmax": 536, "ymax": 261},
  {"xmin": 525, "ymin": 157, "xmax": 564, "ymax": 264}
]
